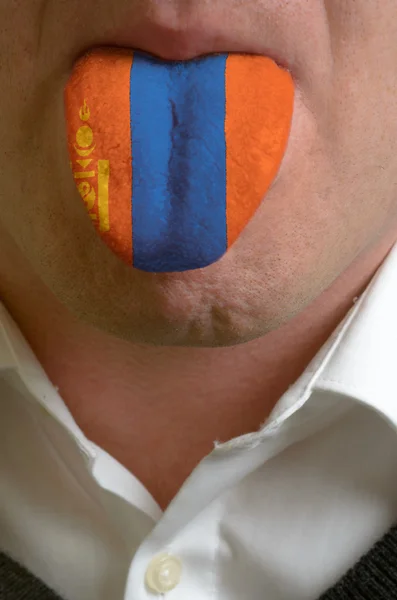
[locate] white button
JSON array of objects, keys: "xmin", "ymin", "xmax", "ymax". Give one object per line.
[{"xmin": 145, "ymin": 553, "xmax": 182, "ymax": 594}]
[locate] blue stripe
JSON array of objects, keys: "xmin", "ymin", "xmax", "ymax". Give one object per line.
[{"xmin": 130, "ymin": 52, "xmax": 227, "ymax": 272}]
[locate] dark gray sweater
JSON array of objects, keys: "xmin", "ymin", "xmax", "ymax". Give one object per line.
[{"xmin": 1, "ymin": 525, "xmax": 397, "ymax": 599}]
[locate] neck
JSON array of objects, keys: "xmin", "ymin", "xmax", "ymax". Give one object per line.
[{"xmin": 0, "ymin": 230, "xmax": 394, "ymax": 508}]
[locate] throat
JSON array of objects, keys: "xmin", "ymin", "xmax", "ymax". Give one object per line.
[
  {"xmin": 65, "ymin": 380, "xmax": 278, "ymax": 511},
  {"xmin": 88, "ymin": 425, "xmax": 219, "ymax": 511}
]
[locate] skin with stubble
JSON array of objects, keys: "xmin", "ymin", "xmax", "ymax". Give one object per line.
[{"xmin": 0, "ymin": 0, "xmax": 397, "ymax": 508}]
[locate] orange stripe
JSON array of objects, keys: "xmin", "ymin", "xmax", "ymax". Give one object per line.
[
  {"xmin": 65, "ymin": 48, "xmax": 134, "ymax": 264},
  {"xmin": 225, "ymin": 55, "xmax": 294, "ymax": 247}
]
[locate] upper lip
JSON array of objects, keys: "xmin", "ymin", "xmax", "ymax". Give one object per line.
[{"xmin": 84, "ymin": 4, "xmax": 292, "ymax": 72}]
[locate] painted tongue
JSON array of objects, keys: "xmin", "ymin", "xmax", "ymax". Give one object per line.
[{"xmin": 64, "ymin": 48, "xmax": 294, "ymax": 273}]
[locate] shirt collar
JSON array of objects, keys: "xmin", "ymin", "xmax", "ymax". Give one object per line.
[
  {"xmin": 266, "ymin": 241, "xmax": 397, "ymax": 433},
  {"xmin": 1, "ymin": 242, "xmax": 397, "ymax": 447},
  {"xmin": 314, "ymin": 242, "xmax": 397, "ymax": 425},
  {"xmin": 0, "ymin": 299, "xmax": 97, "ymax": 463}
]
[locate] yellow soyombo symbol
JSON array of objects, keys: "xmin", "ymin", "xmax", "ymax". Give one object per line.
[{"xmin": 69, "ymin": 99, "xmax": 110, "ymax": 233}]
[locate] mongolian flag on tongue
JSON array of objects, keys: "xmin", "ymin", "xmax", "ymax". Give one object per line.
[{"xmin": 65, "ymin": 48, "xmax": 294, "ymax": 272}]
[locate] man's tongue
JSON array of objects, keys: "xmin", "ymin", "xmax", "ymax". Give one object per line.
[{"xmin": 64, "ymin": 48, "xmax": 294, "ymax": 273}]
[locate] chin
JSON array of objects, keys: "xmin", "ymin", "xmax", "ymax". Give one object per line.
[{"xmin": 49, "ymin": 239, "xmax": 309, "ymax": 349}]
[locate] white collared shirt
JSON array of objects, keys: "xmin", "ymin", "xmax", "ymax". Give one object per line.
[{"xmin": 2, "ymin": 245, "xmax": 397, "ymax": 600}]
